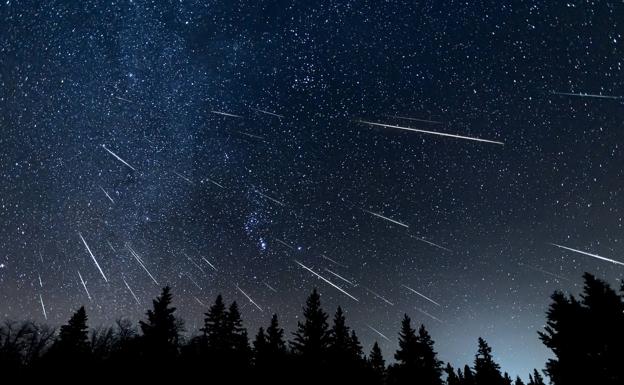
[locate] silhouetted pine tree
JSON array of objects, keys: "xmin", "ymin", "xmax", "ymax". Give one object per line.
[
  {"xmin": 266, "ymin": 314, "xmax": 286, "ymax": 355},
  {"xmin": 291, "ymin": 288, "xmax": 330, "ymax": 361},
  {"xmin": 47, "ymin": 306, "xmax": 90, "ymax": 365},
  {"xmin": 462, "ymin": 364, "xmax": 476, "ymax": 385},
  {"xmin": 503, "ymin": 372, "xmax": 513, "ymax": 385},
  {"xmin": 139, "ymin": 286, "xmax": 182, "ymax": 361},
  {"xmin": 473, "ymin": 337, "xmax": 506, "ymax": 385},
  {"xmin": 514, "ymin": 376, "xmax": 526, "ymax": 385},
  {"xmin": 527, "ymin": 369, "xmax": 545, "ymax": 385},
  {"xmin": 201, "ymin": 294, "xmax": 228, "ymax": 353},
  {"xmin": 369, "ymin": 341, "xmax": 386, "ymax": 384},
  {"xmin": 445, "ymin": 363, "xmax": 461, "ymax": 385},
  {"xmin": 253, "ymin": 326, "xmax": 268, "ymax": 361},
  {"xmin": 226, "ymin": 301, "xmax": 251, "ymax": 365},
  {"xmin": 416, "ymin": 324, "xmax": 444, "ymax": 384}
]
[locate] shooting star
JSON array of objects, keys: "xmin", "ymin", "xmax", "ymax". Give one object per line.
[
  {"xmin": 409, "ymin": 234, "xmax": 452, "ymax": 252},
  {"xmin": 517, "ymin": 262, "xmax": 570, "ymax": 281},
  {"xmin": 185, "ymin": 254, "xmax": 206, "ymax": 274},
  {"xmin": 100, "ymin": 186, "xmax": 115, "ymax": 204},
  {"xmin": 324, "ymin": 268, "xmax": 355, "ymax": 286},
  {"xmin": 364, "ymin": 287, "xmax": 395, "ymax": 306},
  {"xmin": 321, "ymin": 255, "xmax": 348, "ymax": 268},
  {"xmin": 252, "ymin": 108, "xmax": 284, "ymax": 119},
  {"xmin": 294, "ymin": 260, "xmax": 359, "ymax": 302},
  {"xmin": 367, "ymin": 325, "xmax": 391, "ymax": 342},
  {"xmin": 194, "ymin": 296, "xmax": 206, "ymax": 307},
  {"xmin": 38, "ymin": 273, "xmax": 43, "ymax": 288},
  {"xmin": 357, "ymin": 120, "xmax": 504, "ymax": 145},
  {"xmin": 549, "ymin": 243, "xmax": 624, "ymax": 267},
  {"xmin": 101, "ymin": 144, "xmax": 137, "ymax": 171},
  {"xmin": 77, "ymin": 271, "xmax": 92, "ymax": 301},
  {"xmin": 186, "ymin": 273, "xmax": 202, "ymax": 290},
  {"xmin": 383, "ymin": 114, "xmax": 443, "ymax": 124},
  {"xmin": 235, "ymin": 131, "xmax": 265, "ymax": 140},
  {"xmin": 253, "ymin": 189, "xmax": 286, "ymax": 206},
  {"xmin": 115, "ymin": 95, "xmax": 136, "ymax": 104},
  {"xmin": 127, "ymin": 243, "xmax": 159, "ymax": 285},
  {"xmin": 78, "ymin": 232, "xmax": 108, "ymax": 283},
  {"xmin": 362, "ymin": 209, "xmax": 409, "ymax": 228},
  {"xmin": 39, "ymin": 294, "xmax": 47, "ymax": 320},
  {"xmin": 402, "ymin": 284, "xmax": 441, "ymax": 307},
  {"xmin": 122, "ymin": 277, "xmax": 141, "ymax": 305},
  {"xmin": 174, "ymin": 171, "xmax": 193, "ymax": 185},
  {"xmin": 107, "ymin": 240, "xmax": 116, "ymax": 253},
  {"xmin": 211, "ymin": 110, "xmax": 242, "ymax": 118},
  {"xmin": 236, "ymin": 284, "xmax": 263, "ymax": 312},
  {"xmin": 201, "ymin": 257, "xmax": 218, "ymax": 271},
  {"xmin": 264, "ymin": 282, "xmax": 278, "ymax": 292},
  {"xmin": 552, "ymin": 91, "xmax": 623, "ymax": 100},
  {"xmin": 203, "ymin": 177, "xmax": 225, "ymax": 189},
  {"xmin": 275, "ymin": 238, "xmax": 294, "ymax": 250},
  {"xmin": 416, "ymin": 307, "xmax": 444, "ymax": 324}
]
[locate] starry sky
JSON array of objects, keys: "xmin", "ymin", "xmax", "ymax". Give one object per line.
[{"xmin": 1, "ymin": 0, "xmax": 623, "ymax": 378}]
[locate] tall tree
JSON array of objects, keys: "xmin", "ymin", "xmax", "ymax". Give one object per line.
[
  {"xmin": 291, "ymin": 288, "xmax": 330, "ymax": 361},
  {"xmin": 416, "ymin": 324, "xmax": 444, "ymax": 385},
  {"xmin": 445, "ymin": 363, "xmax": 460, "ymax": 385},
  {"xmin": 139, "ymin": 286, "xmax": 181, "ymax": 360},
  {"xmin": 265, "ymin": 314, "xmax": 286, "ymax": 355},
  {"xmin": 473, "ymin": 338, "xmax": 505, "ymax": 385},
  {"xmin": 50, "ymin": 306, "xmax": 90, "ymax": 359},
  {"xmin": 514, "ymin": 376, "xmax": 526, "ymax": 385},
  {"xmin": 369, "ymin": 341, "xmax": 386, "ymax": 381},
  {"xmin": 527, "ymin": 369, "xmax": 545, "ymax": 385}
]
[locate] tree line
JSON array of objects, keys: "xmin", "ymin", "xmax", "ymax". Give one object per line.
[{"xmin": 1, "ymin": 272, "xmax": 622, "ymax": 384}]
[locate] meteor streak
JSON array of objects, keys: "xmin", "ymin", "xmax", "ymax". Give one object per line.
[
  {"xmin": 123, "ymin": 277, "xmax": 141, "ymax": 305},
  {"xmin": 38, "ymin": 273, "xmax": 43, "ymax": 288},
  {"xmin": 275, "ymin": 238, "xmax": 294, "ymax": 250},
  {"xmin": 253, "ymin": 189, "xmax": 286, "ymax": 206},
  {"xmin": 100, "ymin": 186, "xmax": 115, "ymax": 204},
  {"xmin": 409, "ymin": 234, "xmax": 452, "ymax": 252},
  {"xmin": 416, "ymin": 307, "xmax": 444, "ymax": 324},
  {"xmin": 324, "ymin": 268, "xmax": 355, "ymax": 286},
  {"xmin": 203, "ymin": 177, "xmax": 225, "ymax": 189},
  {"xmin": 174, "ymin": 171, "xmax": 193, "ymax": 185},
  {"xmin": 294, "ymin": 260, "xmax": 359, "ymax": 302},
  {"xmin": 552, "ymin": 91, "xmax": 623, "ymax": 100},
  {"xmin": 357, "ymin": 120, "xmax": 504, "ymax": 145},
  {"xmin": 517, "ymin": 261, "xmax": 569, "ymax": 281},
  {"xmin": 194, "ymin": 296, "xmax": 206, "ymax": 307},
  {"xmin": 211, "ymin": 110, "xmax": 242, "ymax": 118},
  {"xmin": 77, "ymin": 271, "xmax": 92, "ymax": 301},
  {"xmin": 107, "ymin": 241, "xmax": 116, "ymax": 253},
  {"xmin": 402, "ymin": 284, "xmax": 441, "ymax": 307},
  {"xmin": 101, "ymin": 144, "xmax": 137, "ymax": 171},
  {"xmin": 236, "ymin": 131, "xmax": 265, "ymax": 140},
  {"xmin": 264, "ymin": 282, "xmax": 278, "ymax": 292},
  {"xmin": 201, "ymin": 257, "xmax": 218, "ymax": 271},
  {"xmin": 549, "ymin": 243, "xmax": 624, "ymax": 266},
  {"xmin": 362, "ymin": 209, "xmax": 409, "ymax": 228},
  {"xmin": 185, "ymin": 254, "xmax": 205, "ymax": 274},
  {"xmin": 367, "ymin": 325, "xmax": 391, "ymax": 342},
  {"xmin": 236, "ymin": 284, "xmax": 263, "ymax": 312},
  {"xmin": 186, "ymin": 273, "xmax": 202, "ymax": 290},
  {"xmin": 383, "ymin": 114, "xmax": 443, "ymax": 124},
  {"xmin": 78, "ymin": 232, "xmax": 108, "ymax": 282},
  {"xmin": 364, "ymin": 287, "xmax": 395, "ymax": 306},
  {"xmin": 127, "ymin": 243, "xmax": 158, "ymax": 285},
  {"xmin": 39, "ymin": 294, "xmax": 47, "ymax": 320},
  {"xmin": 321, "ymin": 255, "xmax": 348, "ymax": 268},
  {"xmin": 252, "ymin": 108, "xmax": 284, "ymax": 119}
]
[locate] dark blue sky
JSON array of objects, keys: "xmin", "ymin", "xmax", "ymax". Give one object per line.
[{"xmin": 1, "ymin": 1, "xmax": 623, "ymax": 379}]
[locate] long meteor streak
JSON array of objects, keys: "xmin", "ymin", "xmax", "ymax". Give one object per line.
[
  {"xmin": 254, "ymin": 189, "xmax": 286, "ymax": 206},
  {"xmin": 409, "ymin": 234, "xmax": 452, "ymax": 252},
  {"xmin": 123, "ymin": 277, "xmax": 141, "ymax": 305},
  {"xmin": 127, "ymin": 243, "xmax": 159, "ymax": 285},
  {"xmin": 324, "ymin": 268, "xmax": 355, "ymax": 286},
  {"xmin": 102, "ymin": 144, "xmax": 137, "ymax": 171},
  {"xmin": 100, "ymin": 186, "xmax": 115, "ymax": 204},
  {"xmin": 402, "ymin": 284, "xmax": 441, "ymax": 307},
  {"xmin": 253, "ymin": 108, "xmax": 284, "ymax": 119},
  {"xmin": 367, "ymin": 325, "xmax": 391, "ymax": 342},
  {"xmin": 77, "ymin": 271, "xmax": 92, "ymax": 301},
  {"xmin": 416, "ymin": 307, "xmax": 444, "ymax": 324},
  {"xmin": 78, "ymin": 232, "xmax": 108, "ymax": 282},
  {"xmin": 275, "ymin": 238, "xmax": 294, "ymax": 250},
  {"xmin": 362, "ymin": 209, "xmax": 409, "ymax": 228},
  {"xmin": 517, "ymin": 262, "xmax": 569, "ymax": 281},
  {"xmin": 211, "ymin": 110, "xmax": 242, "ymax": 118},
  {"xmin": 552, "ymin": 91, "xmax": 623, "ymax": 100},
  {"xmin": 357, "ymin": 120, "xmax": 504, "ymax": 145},
  {"xmin": 383, "ymin": 114, "xmax": 443, "ymax": 124},
  {"xmin": 39, "ymin": 294, "xmax": 47, "ymax": 320},
  {"xmin": 294, "ymin": 260, "xmax": 359, "ymax": 302},
  {"xmin": 174, "ymin": 171, "xmax": 193, "ymax": 185},
  {"xmin": 236, "ymin": 284, "xmax": 263, "ymax": 312},
  {"xmin": 364, "ymin": 287, "xmax": 395, "ymax": 306},
  {"xmin": 203, "ymin": 177, "xmax": 225, "ymax": 189},
  {"xmin": 201, "ymin": 257, "xmax": 218, "ymax": 271},
  {"xmin": 549, "ymin": 243, "xmax": 624, "ymax": 266}
]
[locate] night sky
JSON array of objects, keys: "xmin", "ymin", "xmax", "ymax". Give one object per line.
[{"xmin": 1, "ymin": 0, "xmax": 623, "ymax": 378}]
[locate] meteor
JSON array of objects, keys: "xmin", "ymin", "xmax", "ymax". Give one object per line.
[
  {"xmin": 174, "ymin": 171, "xmax": 193, "ymax": 185},
  {"xmin": 203, "ymin": 177, "xmax": 225, "ymax": 189},
  {"xmin": 78, "ymin": 232, "xmax": 108, "ymax": 282},
  {"xmin": 194, "ymin": 296, "xmax": 206, "ymax": 307},
  {"xmin": 126, "ymin": 243, "xmax": 158, "ymax": 285},
  {"xmin": 549, "ymin": 243, "xmax": 624, "ymax": 266},
  {"xmin": 402, "ymin": 284, "xmax": 441, "ymax": 307},
  {"xmin": 211, "ymin": 110, "xmax": 242, "ymax": 118},
  {"xmin": 236, "ymin": 284, "xmax": 263, "ymax": 312},
  {"xmin": 357, "ymin": 120, "xmax": 504, "ymax": 145},
  {"xmin": 236, "ymin": 131, "xmax": 265, "ymax": 140},
  {"xmin": 416, "ymin": 307, "xmax": 444, "ymax": 324},
  {"xmin": 275, "ymin": 238, "xmax": 294, "ymax": 250},
  {"xmin": 252, "ymin": 108, "xmax": 284, "ymax": 119},
  {"xmin": 39, "ymin": 294, "xmax": 47, "ymax": 320},
  {"xmin": 77, "ymin": 271, "xmax": 92, "ymax": 301},
  {"xmin": 38, "ymin": 273, "xmax": 43, "ymax": 288},
  {"xmin": 101, "ymin": 144, "xmax": 137, "ymax": 171},
  {"xmin": 100, "ymin": 186, "xmax": 115, "ymax": 204},
  {"xmin": 383, "ymin": 114, "xmax": 443, "ymax": 124},
  {"xmin": 115, "ymin": 95, "xmax": 136, "ymax": 104},
  {"xmin": 321, "ymin": 255, "xmax": 348, "ymax": 268},
  {"xmin": 264, "ymin": 282, "xmax": 278, "ymax": 292},
  {"xmin": 122, "ymin": 277, "xmax": 141, "ymax": 305},
  {"xmin": 185, "ymin": 254, "xmax": 206, "ymax": 274},
  {"xmin": 186, "ymin": 273, "xmax": 202, "ymax": 290},
  {"xmin": 294, "ymin": 260, "xmax": 359, "ymax": 302},
  {"xmin": 552, "ymin": 91, "xmax": 623, "ymax": 100},
  {"xmin": 409, "ymin": 234, "xmax": 452, "ymax": 252},
  {"xmin": 107, "ymin": 240, "xmax": 116, "ymax": 253},
  {"xmin": 201, "ymin": 257, "xmax": 218, "ymax": 271},
  {"xmin": 362, "ymin": 209, "xmax": 409, "ymax": 228},
  {"xmin": 367, "ymin": 324, "xmax": 391, "ymax": 342},
  {"xmin": 517, "ymin": 261, "xmax": 569, "ymax": 281},
  {"xmin": 324, "ymin": 268, "xmax": 355, "ymax": 286},
  {"xmin": 364, "ymin": 287, "xmax": 395, "ymax": 306},
  {"xmin": 253, "ymin": 189, "xmax": 286, "ymax": 206}
]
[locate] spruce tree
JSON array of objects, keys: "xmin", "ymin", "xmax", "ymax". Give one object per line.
[
  {"xmin": 52, "ymin": 306, "xmax": 90, "ymax": 358},
  {"xmin": 473, "ymin": 337, "xmax": 505, "ymax": 385},
  {"xmin": 514, "ymin": 376, "xmax": 526, "ymax": 385},
  {"xmin": 202, "ymin": 294, "xmax": 228, "ymax": 352},
  {"xmin": 416, "ymin": 324, "xmax": 443, "ymax": 385},
  {"xmin": 291, "ymin": 288, "xmax": 330, "ymax": 360},
  {"xmin": 139, "ymin": 286, "xmax": 181, "ymax": 359},
  {"xmin": 527, "ymin": 369, "xmax": 545, "ymax": 385},
  {"xmin": 445, "ymin": 363, "xmax": 460, "ymax": 385},
  {"xmin": 266, "ymin": 314, "xmax": 286, "ymax": 354},
  {"xmin": 369, "ymin": 341, "xmax": 385, "ymax": 375}
]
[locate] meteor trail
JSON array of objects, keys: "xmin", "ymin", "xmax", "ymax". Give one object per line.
[
  {"xmin": 549, "ymin": 243, "xmax": 624, "ymax": 266},
  {"xmin": 357, "ymin": 120, "xmax": 504, "ymax": 145},
  {"xmin": 38, "ymin": 273, "xmax": 43, "ymax": 288},
  {"xmin": 101, "ymin": 144, "xmax": 137, "ymax": 171},
  {"xmin": 185, "ymin": 254, "xmax": 206, "ymax": 274},
  {"xmin": 383, "ymin": 114, "xmax": 443, "ymax": 124},
  {"xmin": 416, "ymin": 307, "xmax": 444, "ymax": 324},
  {"xmin": 552, "ymin": 91, "xmax": 623, "ymax": 100},
  {"xmin": 78, "ymin": 232, "xmax": 108, "ymax": 283},
  {"xmin": 201, "ymin": 257, "xmax": 218, "ymax": 271},
  {"xmin": 517, "ymin": 262, "xmax": 570, "ymax": 281},
  {"xmin": 77, "ymin": 271, "xmax": 92, "ymax": 301},
  {"xmin": 203, "ymin": 177, "xmax": 225, "ymax": 189},
  {"xmin": 123, "ymin": 277, "xmax": 141, "ymax": 305},
  {"xmin": 174, "ymin": 171, "xmax": 193, "ymax": 185},
  {"xmin": 211, "ymin": 110, "xmax": 242, "ymax": 118},
  {"xmin": 194, "ymin": 296, "xmax": 206, "ymax": 307},
  {"xmin": 236, "ymin": 131, "xmax": 265, "ymax": 140},
  {"xmin": 264, "ymin": 282, "xmax": 278, "ymax": 292},
  {"xmin": 402, "ymin": 285, "xmax": 441, "ymax": 307},
  {"xmin": 252, "ymin": 108, "xmax": 284, "ymax": 119},
  {"xmin": 362, "ymin": 209, "xmax": 409, "ymax": 228},
  {"xmin": 294, "ymin": 260, "xmax": 359, "ymax": 302},
  {"xmin": 39, "ymin": 294, "xmax": 47, "ymax": 320},
  {"xmin": 275, "ymin": 238, "xmax": 294, "ymax": 250},
  {"xmin": 100, "ymin": 186, "xmax": 115, "ymax": 204},
  {"xmin": 253, "ymin": 189, "xmax": 286, "ymax": 206},
  {"xmin": 186, "ymin": 273, "xmax": 202, "ymax": 290},
  {"xmin": 127, "ymin": 243, "xmax": 159, "ymax": 285},
  {"xmin": 115, "ymin": 95, "xmax": 136, "ymax": 104},
  {"xmin": 409, "ymin": 234, "xmax": 452, "ymax": 252},
  {"xmin": 324, "ymin": 268, "xmax": 355, "ymax": 286},
  {"xmin": 236, "ymin": 284, "xmax": 263, "ymax": 312},
  {"xmin": 321, "ymin": 255, "xmax": 348, "ymax": 268},
  {"xmin": 364, "ymin": 287, "xmax": 395, "ymax": 306},
  {"xmin": 107, "ymin": 241, "xmax": 116, "ymax": 253},
  {"xmin": 367, "ymin": 325, "xmax": 391, "ymax": 342}
]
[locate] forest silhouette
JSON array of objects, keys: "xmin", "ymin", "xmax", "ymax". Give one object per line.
[{"xmin": 1, "ymin": 272, "xmax": 622, "ymax": 384}]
